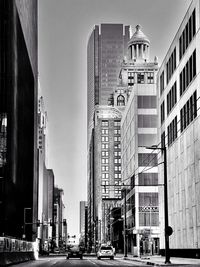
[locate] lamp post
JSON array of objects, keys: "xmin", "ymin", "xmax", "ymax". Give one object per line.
[{"xmin": 146, "ymin": 145, "xmax": 171, "ymax": 264}]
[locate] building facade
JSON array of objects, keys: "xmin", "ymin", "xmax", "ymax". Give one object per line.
[
  {"xmin": 120, "ymin": 25, "xmax": 159, "ymax": 256},
  {"xmin": 79, "ymin": 201, "xmax": 87, "ymax": 248},
  {"xmin": 157, "ymin": 0, "xmax": 200, "ymax": 257},
  {"xmin": 0, "ymin": 0, "xmax": 38, "ymax": 241},
  {"xmin": 87, "ymin": 23, "xmax": 130, "ymax": 250}
]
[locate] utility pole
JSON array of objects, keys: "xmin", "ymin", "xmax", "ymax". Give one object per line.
[
  {"xmin": 146, "ymin": 145, "xmax": 171, "ymax": 264},
  {"xmin": 124, "ymin": 188, "xmax": 127, "ymax": 258},
  {"xmin": 163, "ymin": 146, "xmax": 170, "ymax": 264}
]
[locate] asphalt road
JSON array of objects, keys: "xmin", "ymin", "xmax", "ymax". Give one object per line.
[{"xmin": 9, "ymin": 256, "xmax": 148, "ymax": 266}]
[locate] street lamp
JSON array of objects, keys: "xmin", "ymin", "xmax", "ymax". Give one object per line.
[{"xmin": 146, "ymin": 145, "xmax": 171, "ymax": 264}]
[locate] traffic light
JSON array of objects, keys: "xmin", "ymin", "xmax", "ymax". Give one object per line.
[
  {"xmin": 50, "ymin": 219, "xmax": 53, "ymax": 226},
  {"xmin": 63, "ymin": 219, "xmax": 66, "ymax": 226},
  {"xmin": 36, "ymin": 220, "xmax": 40, "ymax": 227}
]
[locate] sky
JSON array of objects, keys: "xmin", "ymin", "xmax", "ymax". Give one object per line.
[{"xmin": 38, "ymin": 0, "xmax": 192, "ymax": 236}]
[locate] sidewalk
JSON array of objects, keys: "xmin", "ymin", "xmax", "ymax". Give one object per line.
[{"xmin": 116, "ymin": 254, "xmax": 200, "ymax": 266}]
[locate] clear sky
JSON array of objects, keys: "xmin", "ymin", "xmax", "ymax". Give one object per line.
[{"xmin": 38, "ymin": 0, "xmax": 192, "ymax": 236}]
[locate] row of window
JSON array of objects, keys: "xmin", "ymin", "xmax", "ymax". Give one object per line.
[
  {"xmin": 137, "ymin": 95, "xmax": 157, "ymax": 109},
  {"xmin": 180, "ymin": 49, "xmax": 196, "ymax": 96},
  {"xmin": 128, "ymin": 72, "xmax": 154, "ymax": 86},
  {"xmin": 160, "ymin": 49, "xmax": 196, "ymax": 124},
  {"xmin": 167, "ymin": 116, "xmax": 177, "ymax": 146},
  {"xmin": 160, "ymin": 9, "xmax": 196, "ymax": 95},
  {"xmin": 138, "ymin": 153, "xmax": 158, "ymax": 167},
  {"xmin": 161, "ymin": 91, "xmax": 197, "ymax": 147},
  {"xmin": 179, "ymin": 8, "xmax": 196, "ymax": 60},
  {"xmin": 166, "ymin": 48, "xmax": 176, "ymax": 84},
  {"xmin": 180, "ymin": 90, "xmax": 197, "ymax": 132},
  {"xmin": 101, "ymin": 120, "xmax": 121, "ymax": 127},
  {"xmin": 138, "ymin": 115, "xmax": 157, "ymax": 128},
  {"xmin": 167, "ymin": 81, "xmax": 177, "ymax": 115},
  {"xmin": 102, "ymin": 165, "xmax": 122, "ymax": 171}
]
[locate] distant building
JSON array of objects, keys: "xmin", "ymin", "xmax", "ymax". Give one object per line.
[
  {"xmin": 87, "ymin": 23, "xmax": 130, "ymax": 251},
  {"xmin": 53, "ymin": 187, "xmax": 65, "ymax": 248},
  {"xmin": 0, "ymin": 0, "xmax": 38, "ymax": 241},
  {"xmin": 120, "ymin": 25, "xmax": 159, "ymax": 256},
  {"xmin": 157, "ymin": 0, "xmax": 200, "ymax": 257},
  {"xmin": 79, "ymin": 201, "xmax": 87, "ymax": 248}
]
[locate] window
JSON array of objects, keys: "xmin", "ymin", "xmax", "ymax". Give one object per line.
[
  {"xmin": 167, "ymin": 116, "xmax": 177, "ymax": 146},
  {"xmin": 102, "ymin": 129, "xmax": 108, "ymax": 135},
  {"xmin": 114, "ymin": 136, "xmax": 121, "ymax": 142},
  {"xmin": 114, "ymin": 158, "xmax": 121, "ymax": 163},
  {"xmin": 179, "ymin": 8, "xmax": 196, "ymax": 60},
  {"xmin": 180, "ymin": 49, "xmax": 196, "ymax": 96},
  {"xmin": 161, "ymin": 131, "xmax": 165, "ymax": 150},
  {"xmin": 160, "ymin": 101, "xmax": 165, "ymax": 124},
  {"xmin": 101, "ymin": 136, "xmax": 108, "ymax": 142},
  {"xmin": 180, "ymin": 90, "xmax": 197, "ymax": 132},
  {"xmin": 128, "ymin": 72, "xmax": 134, "ymax": 86},
  {"xmin": 114, "ymin": 129, "xmax": 120, "ymax": 135},
  {"xmin": 117, "ymin": 95, "xmax": 125, "ymax": 106},
  {"xmin": 114, "ymin": 173, "xmax": 121, "ymax": 179},
  {"xmin": 138, "ymin": 173, "xmax": 158, "ymax": 186},
  {"xmin": 137, "ymin": 73, "xmax": 145, "ymax": 83},
  {"xmin": 114, "ymin": 120, "xmax": 120, "ymax": 127},
  {"xmin": 138, "ymin": 153, "xmax": 158, "ymax": 167},
  {"xmin": 102, "ymin": 173, "xmax": 109, "ymax": 179},
  {"xmin": 102, "ymin": 120, "xmax": 108, "ymax": 126},
  {"xmin": 114, "ymin": 151, "xmax": 121, "ymax": 157},
  {"xmin": 166, "ymin": 48, "xmax": 176, "ymax": 84},
  {"xmin": 102, "ymin": 165, "xmax": 109, "ymax": 171},
  {"xmin": 102, "ymin": 158, "xmax": 108, "ymax": 164},
  {"xmin": 147, "ymin": 72, "xmax": 154, "ymax": 84},
  {"xmin": 167, "ymin": 81, "xmax": 177, "ymax": 114},
  {"xmin": 138, "ymin": 115, "xmax": 157, "ymax": 128},
  {"xmin": 137, "ymin": 95, "xmax": 157, "ymax": 109},
  {"xmin": 102, "ymin": 143, "xmax": 108, "ymax": 149},
  {"xmin": 160, "ymin": 71, "xmax": 165, "ymax": 95},
  {"xmin": 102, "ymin": 151, "xmax": 108, "ymax": 157},
  {"xmin": 114, "ymin": 166, "xmax": 121, "ymax": 171}
]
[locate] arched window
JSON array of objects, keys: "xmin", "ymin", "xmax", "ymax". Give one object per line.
[{"xmin": 117, "ymin": 95, "xmax": 125, "ymax": 106}]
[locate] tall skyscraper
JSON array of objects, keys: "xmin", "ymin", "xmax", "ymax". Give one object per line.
[
  {"xmin": 87, "ymin": 23, "xmax": 130, "ymax": 251},
  {"xmin": 87, "ymin": 24, "xmax": 130, "ymax": 132},
  {"xmin": 0, "ymin": 0, "xmax": 38, "ymax": 241}
]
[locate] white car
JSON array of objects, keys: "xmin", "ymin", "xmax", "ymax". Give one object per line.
[{"xmin": 97, "ymin": 245, "xmax": 114, "ymax": 260}]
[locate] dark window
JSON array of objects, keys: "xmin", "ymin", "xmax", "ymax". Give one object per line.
[
  {"xmin": 167, "ymin": 116, "xmax": 177, "ymax": 146},
  {"xmin": 179, "ymin": 8, "xmax": 196, "ymax": 60},
  {"xmin": 117, "ymin": 95, "xmax": 125, "ymax": 106},
  {"xmin": 138, "ymin": 153, "xmax": 158, "ymax": 167},
  {"xmin": 180, "ymin": 90, "xmax": 197, "ymax": 132},
  {"xmin": 180, "ymin": 49, "xmax": 196, "ymax": 96},
  {"xmin": 167, "ymin": 81, "xmax": 177, "ymax": 114},
  {"xmin": 160, "ymin": 101, "xmax": 165, "ymax": 124}
]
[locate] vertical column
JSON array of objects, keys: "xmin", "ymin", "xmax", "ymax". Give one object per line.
[{"xmin": 136, "ymin": 44, "xmax": 139, "ymax": 59}]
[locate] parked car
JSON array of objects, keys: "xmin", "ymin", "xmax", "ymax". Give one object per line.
[
  {"xmin": 97, "ymin": 245, "xmax": 114, "ymax": 260},
  {"xmin": 66, "ymin": 244, "xmax": 83, "ymax": 259}
]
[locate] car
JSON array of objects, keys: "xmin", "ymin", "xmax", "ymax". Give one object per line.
[
  {"xmin": 66, "ymin": 244, "xmax": 83, "ymax": 259},
  {"xmin": 97, "ymin": 245, "xmax": 114, "ymax": 260}
]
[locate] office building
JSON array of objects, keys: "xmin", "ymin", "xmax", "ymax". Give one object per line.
[
  {"xmin": 80, "ymin": 201, "xmax": 87, "ymax": 248},
  {"xmin": 120, "ymin": 25, "xmax": 159, "ymax": 256},
  {"xmin": 87, "ymin": 23, "xmax": 130, "ymax": 251},
  {"xmin": 0, "ymin": 0, "xmax": 38, "ymax": 241},
  {"xmin": 157, "ymin": 0, "xmax": 200, "ymax": 257}
]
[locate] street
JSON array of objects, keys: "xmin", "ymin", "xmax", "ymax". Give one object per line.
[{"xmin": 9, "ymin": 256, "xmax": 147, "ymax": 267}]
